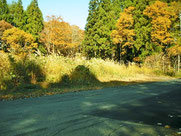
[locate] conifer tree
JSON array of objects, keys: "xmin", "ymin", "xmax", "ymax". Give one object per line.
[
  {"xmin": 25, "ymin": 0, "xmax": 44, "ymax": 40},
  {"xmin": 0, "ymin": 0, "xmax": 11, "ymax": 23},
  {"xmin": 112, "ymin": 0, "xmax": 122, "ymax": 21},
  {"xmin": 94, "ymin": 0, "xmax": 116, "ymax": 59},
  {"xmin": 111, "ymin": 0, "xmax": 123, "ymax": 61},
  {"xmin": 13, "ymin": 0, "xmax": 26, "ymax": 30},
  {"xmin": 84, "ymin": 0, "xmax": 99, "ymax": 58},
  {"xmin": 84, "ymin": 0, "xmax": 119, "ymax": 59},
  {"xmin": 8, "ymin": 1, "xmax": 18, "ymax": 17},
  {"xmin": 131, "ymin": 0, "xmax": 154, "ymax": 62}
]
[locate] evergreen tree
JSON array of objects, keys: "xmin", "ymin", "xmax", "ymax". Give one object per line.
[
  {"xmin": 13, "ymin": 0, "xmax": 26, "ymax": 30},
  {"xmin": 8, "ymin": 1, "xmax": 18, "ymax": 16},
  {"xmin": 0, "ymin": 0, "xmax": 12, "ymax": 23},
  {"xmin": 112, "ymin": 0, "xmax": 123, "ymax": 61},
  {"xmin": 94, "ymin": 0, "xmax": 116, "ymax": 59},
  {"xmin": 84, "ymin": 0, "xmax": 99, "ymax": 58},
  {"xmin": 112, "ymin": 0, "xmax": 122, "ymax": 20},
  {"xmin": 131, "ymin": 0, "xmax": 154, "ymax": 62},
  {"xmin": 25, "ymin": 0, "xmax": 44, "ymax": 40},
  {"xmin": 84, "ymin": 0, "xmax": 119, "ymax": 59}
]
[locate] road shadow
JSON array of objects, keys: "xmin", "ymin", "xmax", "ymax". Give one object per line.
[
  {"xmin": 0, "ymin": 80, "xmax": 180, "ymax": 136},
  {"xmin": 88, "ymin": 87, "xmax": 181, "ymax": 129}
]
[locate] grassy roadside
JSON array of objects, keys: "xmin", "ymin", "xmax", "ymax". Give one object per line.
[
  {"xmin": 0, "ymin": 76, "xmax": 174, "ymax": 101},
  {"xmin": 0, "ymin": 53, "xmax": 178, "ymax": 101}
]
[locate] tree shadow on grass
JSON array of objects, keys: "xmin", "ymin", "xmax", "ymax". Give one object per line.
[
  {"xmin": 2, "ymin": 55, "xmax": 45, "ymax": 91},
  {"xmin": 49, "ymin": 64, "xmax": 146, "ymax": 91},
  {"xmin": 1, "ymin": 62, "xmax": 138, "ymax": 98},
  {"xmin": 50, "ymin": 65, "xmax": 101, "ymax": 89}
]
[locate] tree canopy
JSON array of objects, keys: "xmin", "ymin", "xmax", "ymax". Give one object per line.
[{"xmin": 25, "ymin": 0, "xmax": 44, "ymax": 40}]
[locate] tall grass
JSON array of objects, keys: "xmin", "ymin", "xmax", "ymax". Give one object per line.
[{"xmin": 0, "ymin": 53, "xmax": 170, "ymax": 91}]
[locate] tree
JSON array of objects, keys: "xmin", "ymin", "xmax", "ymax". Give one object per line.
[
  {"xmin": 118, "ymin": 0, "xmax": 156, "ymax": 62},
  {"xmin": 71, "ymin": 25, "xmax": 84, "ymax": 53},
  {"xmin": 2, "ymin": 27, "xmax": 37, "ymax": 55},
  {"xmin": 84, "ymin": 0, "xmax": 119, "ymax": 59},
  {"xmin": 12, "ymin": 0, "xmax": 26, "ymax": 30},
  {"xmin": 8, "ymin": 1, "xmax": 18, "ymax": 19},
  {"xmin": 143, "ymin": 1, "xmax": 174, "ymax": 51},
  {"xmin": 131, "ymin": 0, "xmax": 153, "ymax": 62},
  {"xmin": 111, "ymin": 7, "xmax": 135, "ymax": 62},
  {"xmin": 167, "ymin": 38, "xmax": 181, "ymax": 72},
  {"xmin": 0, "ymin": 0, "xmax": 12, "ymax": 23},
  {"xmin": 0, "ymin": 20, "xmax": 13, "ymax": 50},
  {"xmin": 167, "ymin": 1, "xmax": 181, "ymax": 72},
  {"xmin": 94, "ymin": 0, "xmax": 117, "ymax": 59},
  {"xmin": 25, "ymin": 0, "xmax": 44, "ymax": 40},
  {"xmin": 40, "ymin": 16, "xmax": 73, "ymax": 55},
  {"xmin": 112, "ymin": 0, "xmax": 122, "ymax": 19},
  {"xmin": 84, "ymin": 0, "xmax": 99, "ymax": 58}
]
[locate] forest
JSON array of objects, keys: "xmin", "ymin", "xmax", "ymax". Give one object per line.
[{"xmin": 0, "ymin": 0, "xmax": 181, "ymax": 99}]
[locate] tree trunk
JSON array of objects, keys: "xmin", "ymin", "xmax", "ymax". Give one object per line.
[
  {"xmin": 178, "ymin": 54, "xmax": 180, "ymax": 72},
  {"xmin": 162, "ymin": 55, "xmax": 165, "ymax": 73},
  {"xmin": 117, "ymin": 44, "xmax": 121, "ymax": 63}
]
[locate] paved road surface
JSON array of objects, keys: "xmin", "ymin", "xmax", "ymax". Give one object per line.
[{"xmin": 0, "ymin": 80, "xmax": 181, "ymax": 136}]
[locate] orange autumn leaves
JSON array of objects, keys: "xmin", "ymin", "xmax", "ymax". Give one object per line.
[
  {"xmin": 111, "ymin": 1, "xmax": 180, "ymax": 57},
  {"xmin": 0, "ymin": 20, "xmax": 37, "ymax": 55},
  {"xmin": 0, "ymin": 20, "xmax": 13, "ymax": 38},
  {"xmin": 143, "ymin": 1, "xmax": 175, "ymax": 48},
  {"xmin": 40, "ymin": 15, "xmax": 84, "ymax": 55},
  {"xmin": 2, "ymin": 27, "xmax": 37, "ymax": 54},
  {"xmin": 144, "ymin": 1, "xmax": 181, "ymax": 56},
  {"xmin": 1, "ymin": 16, "xmax": 84, "ymax": 56},
  {"xmin": 111, "ymin": 7, "xmax": 135, "ymax": 55}
]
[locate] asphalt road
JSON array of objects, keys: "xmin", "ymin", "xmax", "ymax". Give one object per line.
[{"xmin": 0, "ymin": 80, "xmax": 181, "ymax": 136}]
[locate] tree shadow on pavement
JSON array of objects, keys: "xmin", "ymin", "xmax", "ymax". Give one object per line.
[{"xmin": 88, "ymin": 88, "xmax": 181, "ymax": 130}]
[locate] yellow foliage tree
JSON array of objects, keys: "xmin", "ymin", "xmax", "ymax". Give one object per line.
[
  {"xmin": 40, "ymin": 15, "xmax": 73, "ymax": 55},
  {"xmin": 0, "ymin": 20, "xmax": 13, "ymax": 38},
  {"xmin": 71, "ymin": 25, "xmax": 84, "ymax": 47},
  {"xmin": 111, "ymin": 7, "xmax": 135, "ymax": 61},
  {"xmin": 71, "ymin": 25, "xmax": 84, "ymax": 55},
  {"xmin": 0, "ymin": 20, "xmax": 13, "ymax": 51},
  {"xmin": 143, "ymin": 1, "xmax": 174, "ymax": 49},
  {"xmin": 2, "ymin": 27, "xmax": 37, "ymax": 55},
  {"xmin": 167, "ymin": 38, "xmax": 181, "ymax": 72}
]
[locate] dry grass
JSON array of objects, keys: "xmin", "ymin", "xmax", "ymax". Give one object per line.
[
  {"xmin": 0, "ymin": 53, "xmax": 173, "ymax": 89},
  {"xmin": 0, "ymin": 53, "xmax": 175, "ymax": 100}
]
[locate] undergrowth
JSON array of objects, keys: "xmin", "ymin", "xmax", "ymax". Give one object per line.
[{"xmin": 0, "ymin": 53, "xmax": 176, "ymax": 100}]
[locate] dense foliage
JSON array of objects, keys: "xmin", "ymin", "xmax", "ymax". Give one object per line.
[
  {"xmin": 84, "ymin": 0, "xmax": 181, "ymax": 64},
  {"xmin": 84, "ymin": 0, "xmax": 121, "ymax": 59},
  {"xmin": 0, "ymin": 20, "xmax": 13, "ymax": 49},
  {"xmin": 40, "ymin": 16, "xmax": 84, "ymax": 56},
  {"xmin": 2, "ymin": 27, "xmax": 37, "ymax": 55},
  {"xmin": 25, "ymin": 0, "xmax": 44, "ymax": 40},
  {"xmin": 12, "ymin": 0, "xmax": 26, "ymax": 30},
  {"xmin": 0, "ymin": 0, "xmax": 180, "ymax": 75}
]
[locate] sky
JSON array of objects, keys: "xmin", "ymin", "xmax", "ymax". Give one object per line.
[{"xmin": 7, "ymin": 0, "xmax": 90, "ymax": 30}]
